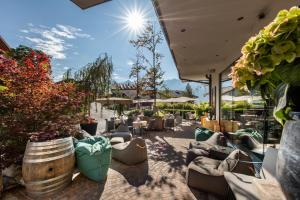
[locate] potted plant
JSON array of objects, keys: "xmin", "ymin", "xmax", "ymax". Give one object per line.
[
  {"xmin": 231, "ymin": 7, "xmax": 300, "ymax": 199},
  {"xmin": 79, "ymin": 115, "xmax": 98, "ymax": 136},
  {"xmin": 0, "ymin": 46, "xmax": 83, "ymax": 197}
]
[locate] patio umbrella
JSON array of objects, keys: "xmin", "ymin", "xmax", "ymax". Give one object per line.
[
  {"xmin": 96, "ymin": 97, "xmax": 133, "ymax": 105},
  {"xmin": 222, "ymin": 95, "xmax": 262, "ymax": 102},
  {"xmin": 161, "ymin": 97, "xmax": 196, "ymax": 103}
]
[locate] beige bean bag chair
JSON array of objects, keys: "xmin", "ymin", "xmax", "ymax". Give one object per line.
[{"xmin": 112, "ymin": 138, "xmax": 147, "ymax": 165}]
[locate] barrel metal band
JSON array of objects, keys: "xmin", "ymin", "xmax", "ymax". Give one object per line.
[{"xmin": 23, "ymin": 150, "xmax": 74, "ymax": 163}]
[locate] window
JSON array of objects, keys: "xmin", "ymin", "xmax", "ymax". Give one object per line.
[{"xmin": 220, "ymin": 67, "xmax": 282, "ymax": 145}]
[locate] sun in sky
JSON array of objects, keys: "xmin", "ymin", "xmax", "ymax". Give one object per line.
[
  {"xmin": 125, "ymin": 8, "xmax": 146, "ymax": 32},
  {"xmin": 113, "ymin": 2, "xmax": 150, "ymax": 37}
]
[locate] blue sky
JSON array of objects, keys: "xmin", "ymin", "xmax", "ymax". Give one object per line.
[{"xmin": 0, "ymin": 0, "xmax": 178, "ymax": 82}]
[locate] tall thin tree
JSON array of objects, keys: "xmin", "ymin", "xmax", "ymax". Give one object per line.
[
  {"xmin": 130, "ymin": 23, "xmax": 164, "ymax": 110},
  {"xmin": 129, "ymin": 51, "xmax": 146, "ymax": 100}
]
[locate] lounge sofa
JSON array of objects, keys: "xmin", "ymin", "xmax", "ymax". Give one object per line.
[
  {"xmin": 224, "ymin": 148, "xmax": 286, "ymax": 199},
  {"xmin": 112, "ymin": 138, "xmax": 147, "ymax": 165},
  {"xmin": 186, "ymin": 149, "xmax": 254, "ymax": 196}
]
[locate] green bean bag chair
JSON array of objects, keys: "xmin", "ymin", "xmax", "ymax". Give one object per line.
[
  {"xmin": 74, "ymin": 136, "xmax": 112, "ymax": 182},
  {"xmin": 195, "ymin": 127, "xmax": 213, "ymax": 141},
  {"xmin": 235, "ymin": 128, "xmax": 263, "ymax": 143}
]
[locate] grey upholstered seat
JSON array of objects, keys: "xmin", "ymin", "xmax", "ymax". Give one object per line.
[
  {"xmin": 186, "ymin": 149, "xmax": 254, "ymax": 196},
  {"xmin": 111, "ymin": 124, "xmax": 132, "ymax": 142},
  {"xmin": 112, "ymin": 137, "xmax": 147, "ymax": 165}
]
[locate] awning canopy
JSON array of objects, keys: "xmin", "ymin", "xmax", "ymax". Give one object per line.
[
  {"xmin": 153, "ymin": 0, "xmax": 297, "ymax": 81},
  {"xmin": 71, "ymin": 0, "xmax": 110, "ymax": 9}
]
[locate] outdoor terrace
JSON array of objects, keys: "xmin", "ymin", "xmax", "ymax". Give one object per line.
[{"xmin": 2, "ymin": 121, "xmax": 219, "ymax": 200}]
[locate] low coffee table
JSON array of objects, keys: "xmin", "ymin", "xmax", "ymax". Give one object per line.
[{"xmin": 209, "ymin": 145, "xmax": 234, "ymax": 160}]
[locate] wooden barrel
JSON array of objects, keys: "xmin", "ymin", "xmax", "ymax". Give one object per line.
[{"xmin": 22, "ymin": 137, "xmax": 75, "ymax": 197}]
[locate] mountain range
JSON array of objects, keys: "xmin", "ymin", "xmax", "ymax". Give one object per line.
[
  {"xmin": 121, "ymin": 78, "xmax": 208, "ymax": 102},
  {"xmin": 163, "ymin": 79, "xmax": 208, "ymax": 102}
]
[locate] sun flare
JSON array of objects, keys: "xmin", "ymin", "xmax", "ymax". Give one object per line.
[
  {"xmin": 125, "ymin": 9, "xmax": 145, "ymax": 32},
  {"xmin": 109, "ymin": 3, "xmax": 150, "ymax": 38}
]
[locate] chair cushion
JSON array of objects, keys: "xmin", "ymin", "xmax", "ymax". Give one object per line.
[
  {"xmin": 191, "ymin": 156, "xmax": 222, "ymax": 174},
  {"xmin": 218, "ymin": 149, "xmax": 255, "ymax": 176},
  {"xmin": 110, "ymin": 137, "xmax": 124, "ymax": 145},
  {"xmin": 112, "ymin": 141, "xmax": 130, "ymax": 150},
  {"xmin": 112, "ymin": 132, "xmax": 132, "ymax": 142},
  {"xmin": 186, "ymin": 148, "xmax": 209, "ymax": 165}
]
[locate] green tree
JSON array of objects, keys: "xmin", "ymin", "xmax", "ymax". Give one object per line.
[
  {"xmin": 184, "ymin": 83, "xmax": 194, "ymax": 97},
  {"xmin": 130, "ymin": 23, "xmax": 164, "ymax": 109},
  {"xmin": 129, "ymin": 52, "xmax": 146, "ymax": 99},
  {"xmin": 74, "ymin": 53, "xmax": 113, "ymax": 115}
]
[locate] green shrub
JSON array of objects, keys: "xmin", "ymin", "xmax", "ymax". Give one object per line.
[
  {"xmin": 126, "ymin": 109, "xmax": 140, "ymax": 117},
  {"xmin": 143, "ymin": 109, "xmax": 154, "ymax": 117},
  {"xmin": 157, "ymin": 102, "xmax": 210, "ymax": 118}
]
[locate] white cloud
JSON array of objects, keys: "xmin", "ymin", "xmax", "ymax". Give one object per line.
[
  {"xmin": 113, "ymin": 73, "xmax": 128, "ymax": 81},
  {"xmin": 20, "ymin": 29, "xmax": 29, "ymax": 33},
  {"xmin": 25, "ymin": 36, "xmax": 66, "ymax": 59},
  {"xmin": 21, "ymin": 24, "xmax": 92, "ymax": 59},
  {"xmin": 127, "ymin": 60, "xmax": 134, "ymax": 66},
  {"xmin": 63, "ymin": 67, "xmax": 69, "ymax": 70},
  {"xmin": 73, "ymin": 52, "xmax": 79, "ymax": 55},
  {"xmin": 54, "ymin": 74, "xmax": 63, "ymax": 82},
  {"xmin": 56, "ymin": 24, "xmax": 92, "ymax": 39}
]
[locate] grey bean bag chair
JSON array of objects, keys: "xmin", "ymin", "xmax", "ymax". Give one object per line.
[
  {"xmin": 112, "ymin": 138, "xmax": 147, "ymax": 165},
  {"xmin": 186, "ymin": 149, "xmax": 254, "ymax": 197}
]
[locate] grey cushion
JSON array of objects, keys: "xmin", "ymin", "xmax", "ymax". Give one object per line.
[
  {"xmin": 110, "ymin": 137, "xmax": 124, "ymax": 145},
  {"xmin": 186, "ymin": 148, "xmax": 209, "ymax": 165},
  {"xmin": 186, "ymin": 149, "xmax": 255, "ymax": 196},
  {"xmin": 111, "ymin": 132, "xmax": 132, "ymax": 142},
  {"xmin": 218, "ymin": 149, "xmax": 254, "ymax": 176}
]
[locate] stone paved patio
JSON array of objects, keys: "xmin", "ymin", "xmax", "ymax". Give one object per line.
[{"xmin": 2, "ymin": 121, "xmax": 220, "ymax": 200}]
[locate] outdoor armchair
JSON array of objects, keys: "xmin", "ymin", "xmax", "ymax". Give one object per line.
[
  {"xmin": 186, "ymin": 149, "xmax": 254, "ymax": 196},
  {"xmin": 112, "ymin": 137, "xmax": 147, "ymax": 165},
  {"xmin": 111, "ymin": 124, "xmax": 132, "ymax": 142}
]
